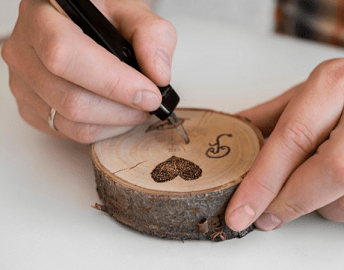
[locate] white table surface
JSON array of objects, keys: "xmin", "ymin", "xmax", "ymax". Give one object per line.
[
  {"xmin": 0, "ymin": 0, "xmax": 21, "ymax": 38},
  {"xmin": 1, "ymin": 15, "xmax": 344, "ymax": 270}
]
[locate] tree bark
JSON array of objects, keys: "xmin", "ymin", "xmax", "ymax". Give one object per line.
[{"xmin": 91, "ymin": 108, "xmax": 264, "ymax": 241}]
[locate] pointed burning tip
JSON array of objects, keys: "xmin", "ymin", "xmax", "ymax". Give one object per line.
[{"xmin": 168, "ymin": 113, "xmax": 190, "ymax": 144}]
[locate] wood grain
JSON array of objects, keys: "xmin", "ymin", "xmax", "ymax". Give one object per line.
[{"xmin": 91, "ymin": 108, "xmax": 264, "ymax": 241}]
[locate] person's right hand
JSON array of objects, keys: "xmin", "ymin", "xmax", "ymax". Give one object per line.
[{"xmin": 1, "ymin": 0, "xmax": 177, "ymax": 143}]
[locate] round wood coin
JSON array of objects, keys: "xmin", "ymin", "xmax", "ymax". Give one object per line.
[{"xmin": 91, "ymin": 108, "xmax": 264, "ymax": 241}]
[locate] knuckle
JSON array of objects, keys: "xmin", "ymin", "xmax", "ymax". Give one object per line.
[
  {"xmin": 314, "ymin": 58, "xmax": 344, "ymax": 92},
  {"xmin": 119, "ymin": 111, "xmax": 149, "ymax": 126},
  {"xmin": 1, "ymin": 40, "xmax": 10, "ymax": 63},
  {"xmin": 281, "ymin": 199, "xmax": 308, "ymax": 217},
  {"xmin": 60, "ymin": 92, "xmax": 85, "ymax": 122},
  {"xmin": 72, "ymin": 124, "xmax": 98, "ymax": 144},
  {"xmin": 130, "ymin": 111, "xmax": 150, "ymax": 125},
  {"xmin": 280, "ymin": 121, "xmax": 316, "ymax": 156},
  {"xmin": 254, "ymin": 178, "xmax": 280, "ymax": 196},
  {"xmin": 8, "ymin": 76, "xmax": 24, "ymax": 100},
  {"xmin": 18, "ymin": 0, "xmax": 30, "ymax": 17},
  {"xmin": 1, "ymin": 38, "xmax": 15, "ymax": 65},
  {"xmin": 327, "ymin": 153, "xmax": 344, "ymax": 188},
  {"xmin": 103, "ymin": 75, "xmax": 123, "ymax": 100},
  {"xmin": 41, "ymin": 37, "xmax": 73, "ymax": 77},
  {"xmin": 317, "ymin": 197, "xmax": 344, "ymax": 223}
]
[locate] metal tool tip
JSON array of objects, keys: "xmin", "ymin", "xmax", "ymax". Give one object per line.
[{"xmin": 168, "ymin": 113, "xmax": 190, "ymax": 144}]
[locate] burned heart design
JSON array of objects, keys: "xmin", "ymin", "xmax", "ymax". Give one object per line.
[{"xmin": 151, "ymin": 156, "xmax": 202, "ymax": 183}]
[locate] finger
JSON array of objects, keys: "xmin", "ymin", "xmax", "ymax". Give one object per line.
[
  {"xmin": 254, "ymin": 144, "xmax": 344, "ymax": 230},
  {"xmin": 7, "ymin": 30, "xmax": 151, "ymax": 126},
  {"xmin": 30, "ymin": 0, "xmax": 160, "ymax": 112},
  {"xmin": 255, "ymin": 116, "xmax": 344, "ymax": 230},
  {"xmin": 225, "ymin": 59, "xmax": 344, "ymax": 231},
  {"xmin": 28, "ymin": 0, "xmax": 176, "ymax": 113},
  {"xmin": 10, "ymin": 66, "xmax": 58, "ymax": 136},
  {"xmin": 317, "ymin": 196, "xmax": 344, "ymax": 223},
  {"xmin": 17, "ymin": 99, "xmax": 67, "ymax": 139},
  {"xmin": 8, "ymin": 67, "xmax": 50, "ymax": 121},
  {"xmin": 9, "ymin": 65, "xmax": 135, "ymax": 143},
  {"xmin": 15, "ymin": 86, "xmax": 135, "ymax": 144},
  {"xmin": 106, "ymin": 0, "xmax": 177, "ymax": 86},
  {"xmin": 53, "ymin": 113, "xmax": 134, "ymax": 144},
  {"xmin": 236, "ymin": 83, "xmax": 302, "ymax": 137}
]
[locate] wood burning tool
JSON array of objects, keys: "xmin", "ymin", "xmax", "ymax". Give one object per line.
[{"xmin": 49, "ymin": 0, "xmax": 190, "ymax": 144}]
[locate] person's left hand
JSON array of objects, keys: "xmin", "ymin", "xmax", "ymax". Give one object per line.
[{"xmin": 225, "ymin": 58, "xmax": 344, "ymax": 231}]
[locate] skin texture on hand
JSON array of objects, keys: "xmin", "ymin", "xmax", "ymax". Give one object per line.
[
  {"xmin": 225, "ymin": 58, "xmax": 344, "ymax": 231},
  {"xmin": 1, "ymin": 0, "xmax": 177, "ymax": 143}
]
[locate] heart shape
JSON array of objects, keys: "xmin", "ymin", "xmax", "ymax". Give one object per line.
[{"xmin": 151, "ymin": 156, "xmax": 202, "ymax": 183}]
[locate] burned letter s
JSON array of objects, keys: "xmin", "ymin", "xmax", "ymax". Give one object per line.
[{"xmin": 206, "ymin": 134, "xmax": 233, "ymax": 159}]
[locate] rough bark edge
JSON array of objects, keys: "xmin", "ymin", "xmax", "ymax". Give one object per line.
[
  {"xmin": 93, "ymin": 163, "xmax": 255, "ymax": 241},
  {"xmin": 90, "ymin": 108, "xmax": 263, "ymax": 241}
]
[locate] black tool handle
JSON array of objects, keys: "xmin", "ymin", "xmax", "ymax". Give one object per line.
[{"xmin": 51, "ymin": 0, "xmax": 179, "ymax": 120}]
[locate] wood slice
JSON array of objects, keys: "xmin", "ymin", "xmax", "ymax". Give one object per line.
[{"xmin": 91, "ymin": 108, "xmax": 264, "ymax": 241}]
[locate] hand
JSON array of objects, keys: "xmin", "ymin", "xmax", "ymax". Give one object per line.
[
  {"xmin": 1, "ymin": 0, "xmax": 177, "ymax": 143},
  {"xmin": 225, "ymin": 58, "xmax": 344, "ymax": 231}
]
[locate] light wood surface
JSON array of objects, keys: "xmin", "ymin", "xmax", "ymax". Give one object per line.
[
  {"xmin": 91, "ymin": 108, "xmax": 264, "ymax": 240},
  {"xmin": 92, "ymin": 108, "xmax": 263, "ymax": 195}
]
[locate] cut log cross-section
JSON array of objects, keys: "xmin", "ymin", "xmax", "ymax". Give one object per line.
[{"xmin": 91, "ymin": 108, "xmax": 264, "ymax": 241}]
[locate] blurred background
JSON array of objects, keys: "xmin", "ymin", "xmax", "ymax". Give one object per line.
[
  {"xmin": 0, "ymin": 0, "xmax": 21, "ymax": 41},
  {"xmin": 152, "ymin": 0, "xmax": 275, "ymax": 34},
  {"xmin": 0, "ymin": 0, "xmax": 276, "ymax": 42}
]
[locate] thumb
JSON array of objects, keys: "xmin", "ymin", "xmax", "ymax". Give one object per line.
[
  {"xmin": 236, "ymin": 83, "xmax": 302, "ymax": 137},
  {"xmin": 107, "ymin": 0, "xmax": 177, "ymax": 86}
]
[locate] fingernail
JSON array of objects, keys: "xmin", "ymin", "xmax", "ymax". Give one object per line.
[
  {"xmin": 227, "ymin": 204, "xmax": 256, "ymax": 231},
  {"xmin": 255, "ymin": 213, "xmax": 281, "ymax": 231},
  {"xmin": 133, "ymin": 90, "xmax": 160, "ymax": 111},
  {"xmin": 155, "ymin": 48, "xmax": 171, "ymax": 81}
]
